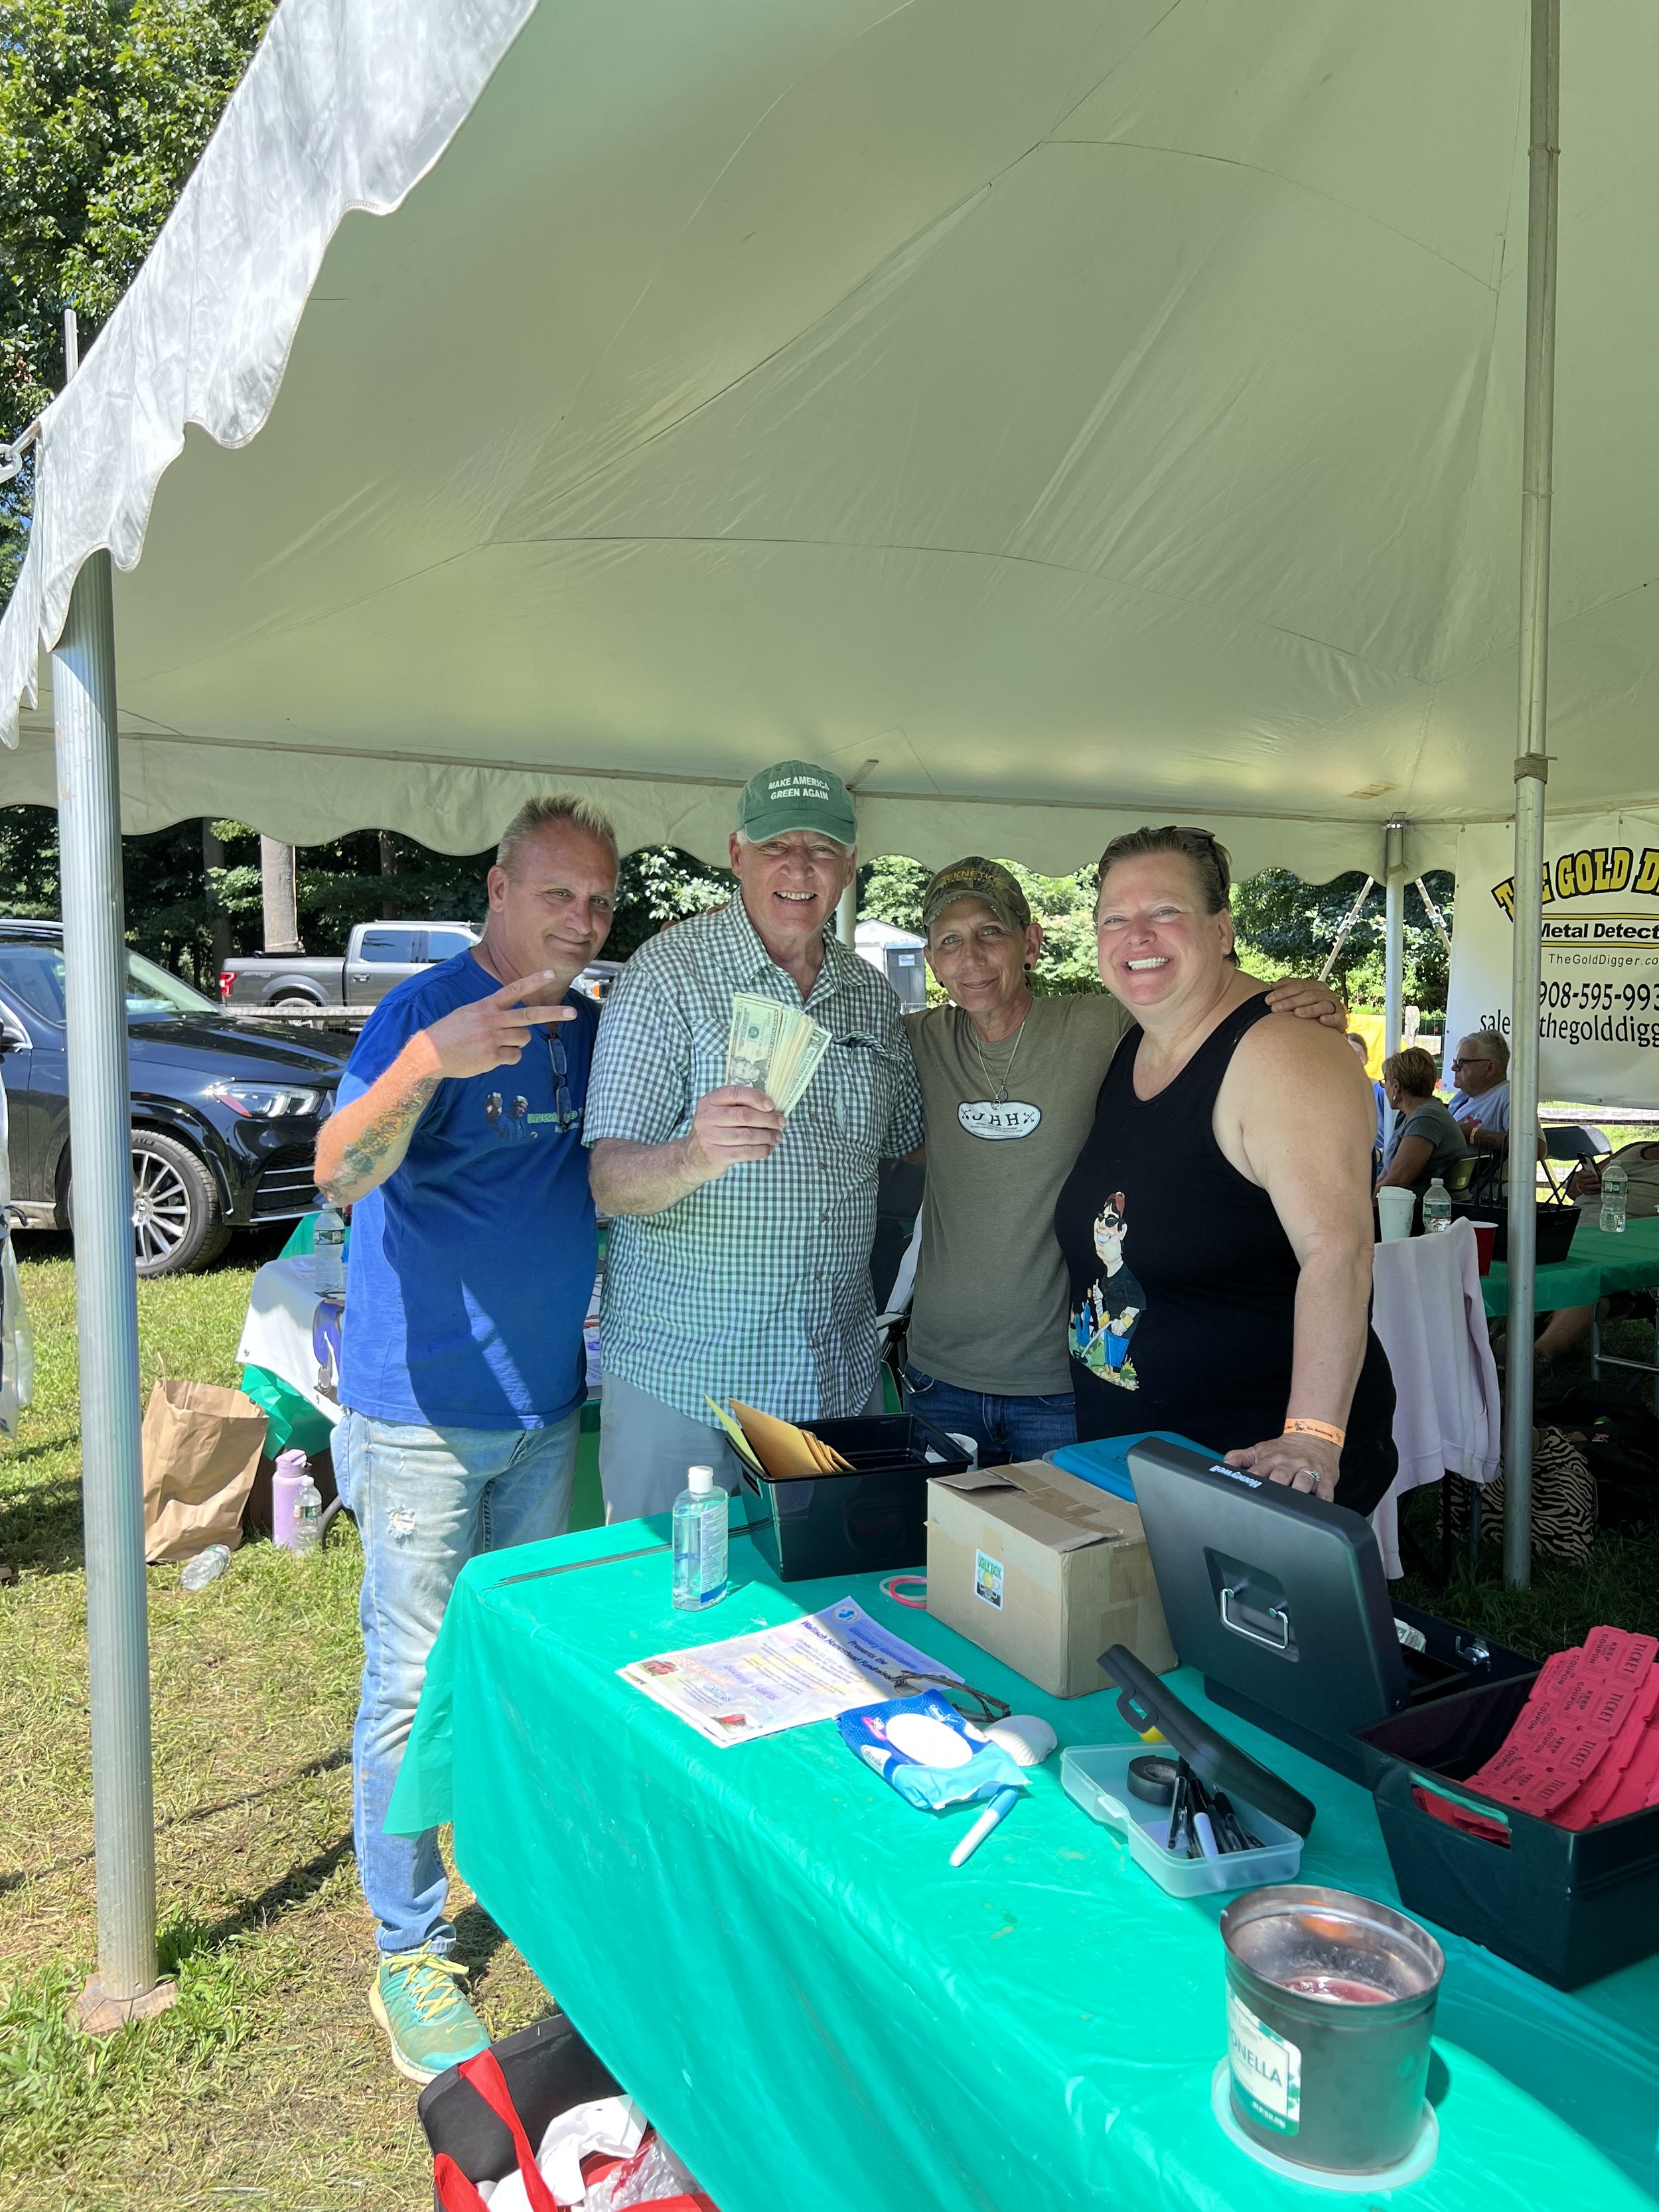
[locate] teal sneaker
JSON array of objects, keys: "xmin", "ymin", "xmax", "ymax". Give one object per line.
[{"xmin": 368, "ymin": 1949, "xmax": 490, "ymax": 2085}]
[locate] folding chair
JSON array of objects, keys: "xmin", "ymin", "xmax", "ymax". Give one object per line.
[
  {"xmin": 1541, "ymin": 1124, "xmax": 1610, "ymax": 1201},
  {"xmin": 1443, "ymin": 1153, "xmax": 1480, "ymax": 1199}
]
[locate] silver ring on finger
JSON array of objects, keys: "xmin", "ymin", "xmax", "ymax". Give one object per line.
[{"xmin": 1297, "ymin": 1468, "xmax": 1321, "ymax": 1484}]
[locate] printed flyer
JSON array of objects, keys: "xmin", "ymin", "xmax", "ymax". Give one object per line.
[{"xmin": 1443, "ymin": 812, "xmax": 1659, "ymax": 1110}]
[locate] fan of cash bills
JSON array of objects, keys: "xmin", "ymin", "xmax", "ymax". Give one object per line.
[{"xmin": 726, "ymin": 992, "xmax": 832, "ymax": 1114}]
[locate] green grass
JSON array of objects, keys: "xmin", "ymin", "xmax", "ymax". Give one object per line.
[{"xmin": 0, "ymin": 1235, "xmax": 554, "ymax": 2211}]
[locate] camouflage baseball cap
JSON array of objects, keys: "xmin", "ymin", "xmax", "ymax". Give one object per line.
[
  {"xmin": 733, "ymin": 759, "xmax": 857, "ymax": 846},
  {"xmin": 921, "ymin": 856, "xmax": 1031, "ymax": 938}
]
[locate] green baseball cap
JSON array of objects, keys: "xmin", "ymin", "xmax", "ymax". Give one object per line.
[
  {"xmin": 922, "ymin": 856, "xmax": 1031, "ymax": 938},
  {"xmin": 734, "ymin": 759, "xmax": 857, "ymax": 847}
]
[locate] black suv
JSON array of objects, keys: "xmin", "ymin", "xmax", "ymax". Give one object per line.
[{"xmin": 0, "ymin": 923, "xmax": 348, "ymax": 1276}]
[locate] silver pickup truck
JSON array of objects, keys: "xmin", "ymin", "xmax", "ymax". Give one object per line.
[{"xmin": 218, "ymin": 919, "xmax": 482, "ymax": 1009}]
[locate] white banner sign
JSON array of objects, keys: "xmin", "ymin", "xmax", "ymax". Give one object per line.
[{"xmin": 1445, "ymin": 815, "xmax": 1659, "ymax": 1111}]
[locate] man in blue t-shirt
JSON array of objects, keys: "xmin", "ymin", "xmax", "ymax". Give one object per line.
[{"xmin": 314, "ymin": 794, "xmax": 617, "ymax": 2085}]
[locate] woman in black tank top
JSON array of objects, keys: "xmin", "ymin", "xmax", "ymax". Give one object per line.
[{"xmin": 1054, "ymin": 830, "xmax": 1396, "ymax": 1517}]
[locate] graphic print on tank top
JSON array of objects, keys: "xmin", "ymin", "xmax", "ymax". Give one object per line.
[{"xmin": 1068, "ymin": 1190, "xmax": 1146, "ymax": 1388}]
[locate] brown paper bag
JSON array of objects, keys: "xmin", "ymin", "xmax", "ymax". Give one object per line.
[{"xmin": 141, "ymin": 1376, "xmax": 267, "ymax": 1563}]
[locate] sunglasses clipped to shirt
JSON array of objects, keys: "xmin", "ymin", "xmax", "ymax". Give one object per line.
[{"xmin": 480, "ymin": 1027, "xmax": 582, "ymax": 1135}]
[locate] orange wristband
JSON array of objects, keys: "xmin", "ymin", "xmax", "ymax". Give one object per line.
[{"xmin": 1283, "ymin": 1418, "xmax": 1346, "ymax": 1449}]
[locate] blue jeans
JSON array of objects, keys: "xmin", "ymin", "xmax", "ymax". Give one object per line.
[
  {"xmin": 336, "ymin": 1408, "xmax": 580, "ymax": 1957},
  {"xmin": 901, "ymin": 1363, "xmax": 1077, "ymax": 1465}
]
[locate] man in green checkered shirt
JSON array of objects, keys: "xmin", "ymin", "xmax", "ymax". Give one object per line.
[{"xmin": 587, "ymin": 761, "xmax": 923, "ymax": 1517}]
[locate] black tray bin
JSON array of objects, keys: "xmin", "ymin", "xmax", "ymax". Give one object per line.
[
  {"xmin": 739, "ymin": 1412, "xmax": 971, "ymax": 1581},
  {"xmin": 418, "ymin": 2014, "xmax": 619, "ymax": 2207},
  {"xmin": 1449, "ymin": 1199, "xmax": 1579, "ymax": 1264},
  {"xmin": 1356, "ymin": 1676, "xmax": 1659, "ymax": 1990}
]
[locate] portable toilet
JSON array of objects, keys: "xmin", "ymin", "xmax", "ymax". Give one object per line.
[{"xmin": 855, "ymin": 919, "xmax": 928, "ymax": 1011}]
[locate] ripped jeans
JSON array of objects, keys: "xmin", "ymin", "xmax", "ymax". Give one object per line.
[{"xmin": 335, "ymin": 1409, "xmax": 580, "ymax": 1956}]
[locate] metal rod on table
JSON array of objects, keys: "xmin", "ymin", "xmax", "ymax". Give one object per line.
[
  {"xmin": 1504, "ymin": 0, "xmax": 1561, "ymax": 1595},
  {"xmin": 53, "ymin": 548, "xmax": 161, "ymax": 2002}
]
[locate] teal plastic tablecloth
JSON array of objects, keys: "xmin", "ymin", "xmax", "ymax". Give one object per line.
[
  {"xmin": 1482, "ymin": 1214, "xmax": 1659, "ymax": 1317},
  {"xmin": 390, "ymin": 1521, "xmax": 1659, "ymax": 2212}
]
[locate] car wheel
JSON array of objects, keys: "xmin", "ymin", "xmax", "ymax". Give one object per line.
[
  {"xmin": 269, "ymin": 991, "xmax": 318, "ymax": 1007},
  {"xmin": 127, "ymin": 1132, "xmax": 231, "ymax": 1276}
]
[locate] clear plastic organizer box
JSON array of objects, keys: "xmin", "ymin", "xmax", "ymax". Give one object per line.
[{"xmin": 1062, "ymin": 1743, "xmax": 1305, "ymax": 1897}]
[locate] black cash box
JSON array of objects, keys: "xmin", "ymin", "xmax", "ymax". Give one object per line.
[
  {"xmin": 739, "ymin": 1412, "xmax": 971, "ymax": 1582},
  {"xmin": 1355, "ymin": 1680, "xmax": 1659, "ymax": 1989},
  {"xmin": 1125, "ymin": 1436, "xmax": 1536, "ymax": 1781}
]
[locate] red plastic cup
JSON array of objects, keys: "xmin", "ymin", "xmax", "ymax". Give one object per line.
[{"xmin": 1471, "ymin": 1220, "xmax": 1498, "ymax": 1276}]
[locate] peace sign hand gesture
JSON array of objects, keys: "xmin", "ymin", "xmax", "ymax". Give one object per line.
[{"xmin": 419, "ymin": 974, "xmax": 576, "ymax": 1080}]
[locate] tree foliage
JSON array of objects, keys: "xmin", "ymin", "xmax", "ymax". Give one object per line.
[
  {"xmin": 0, "ymin": 804, "xmax": 738, "ymax": 984},
  {"xmin": 1231, "ymin": 868, "xmax": 1455, "ymax": 1013},
  {"xmin": 859, "ymin": 855, "xmax": 1459, "ymax": 1011},
  {"xmin": 2, "ymin": 0, "xmax": 277, "ymax": 595}
]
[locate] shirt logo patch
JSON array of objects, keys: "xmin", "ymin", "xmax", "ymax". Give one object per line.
[
  {"xmin": 484, "ymin": 1092, "xmax": 538, "ymax": 1141},
  {"xmin": 958, "ymin": 1099, "xmax": 1042, "ymax": 1140}
]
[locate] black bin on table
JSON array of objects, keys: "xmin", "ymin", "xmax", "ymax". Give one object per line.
[
  {"xmin": 418, "ymin": 2014, "xmax": 618, "ymax": 2209},
  {"xmin": 1356, "ymin": 1677, "xmax": 1659, "ymax": 1990},
  {"xmin": 1125, "ymin": 1436, "xmax": 1536, "ymax": 1783},
  {"xmin": 1450, "ymin": 1199, "xmax": 1581, "ymax": 1264},
  {"xmin": 739, "ymin": 1412, "xmax": 970, "ymax": 1581}
]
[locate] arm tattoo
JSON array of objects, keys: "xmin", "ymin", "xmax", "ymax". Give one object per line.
[{"xmin": 318, "ymin": 1072, "xmax": 439, "ymax": 1202}]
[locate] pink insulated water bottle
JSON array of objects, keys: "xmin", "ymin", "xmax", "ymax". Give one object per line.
[{"xmin": 271, "ymin": 1448, "xmax": 310, "ymax": 1552}]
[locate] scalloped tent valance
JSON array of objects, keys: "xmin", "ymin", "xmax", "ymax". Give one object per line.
[{"xmin": 3, "ymin": 0, "xmax": 1656, "ymax": 879}]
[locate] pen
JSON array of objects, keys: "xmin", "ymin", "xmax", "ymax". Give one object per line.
[{"xmin": 951, "ymin": 1785, "xmax": 1020, "ymax": 1868}]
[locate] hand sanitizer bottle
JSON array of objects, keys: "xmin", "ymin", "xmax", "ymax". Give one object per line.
[{"xmin": 672, "ymin": 1465, "xmax": 728, "ymax": 1611}]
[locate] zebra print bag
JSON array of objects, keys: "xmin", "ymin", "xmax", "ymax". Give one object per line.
[{"xmin": 1446, "ymin": 1428, "xmax": 1596, "ymax": 1562}]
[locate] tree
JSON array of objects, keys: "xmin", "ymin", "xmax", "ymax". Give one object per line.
[
  {"xmin": 0, "ymin": 803, "xmax": 737, "ymax": 982},
  {"xmin": 2, "ymin": 0, "xmax": 277, "ymax": 597},
  {"xmin": 606, "ymin": 846, "xmax": 730, "ymax": 962},
  {"xmin": 1231, "ymin": 869, "xmax": 1455, "ymax": 1013}
]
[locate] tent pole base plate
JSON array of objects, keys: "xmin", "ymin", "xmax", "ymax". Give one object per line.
[{"xmin": 73, "ymin": 1973, "xmax": 179, "ymax": 2035}]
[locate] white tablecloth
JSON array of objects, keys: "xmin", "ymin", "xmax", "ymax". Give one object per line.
[
  {"xmin": 236, "ymin": 1254, "xmax": 342, "ymax": 1424},
  {"xmin": 1369, "ymin": 1220, "xmax": 1501, "ymax": 1576}
]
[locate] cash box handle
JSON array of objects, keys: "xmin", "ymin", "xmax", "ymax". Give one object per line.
[{"xmin": 1219, "ymin": 1584, "xmax": 1291, "ymax": 1650}]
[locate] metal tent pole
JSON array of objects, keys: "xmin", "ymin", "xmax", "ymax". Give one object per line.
[
  {"xmin": 1503, "ymin": 0, "xmax": 1561, "ymax": 1593},
  {"xmin": 52, "ymin": 548, "xmax": 171, "ymax": 2026},
  {"xmin": 1383, "ymin": 823, "xmax": 1406, "ymax": 1056},
  {"xmin": 836, "ymin": 879, "xmax": 857, "ymax": 947}
]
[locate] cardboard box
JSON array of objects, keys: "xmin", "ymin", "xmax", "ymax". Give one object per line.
[{"xmin": 926, "ymin": 1461, "xmax": 1177, "ymax": 1698}]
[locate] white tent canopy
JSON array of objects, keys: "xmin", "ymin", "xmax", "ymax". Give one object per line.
[{"xmin": 3, "ymin": 0, "xmax": 1657, "ymax": 877}]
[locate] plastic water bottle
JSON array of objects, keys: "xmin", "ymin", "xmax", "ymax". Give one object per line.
[
  {"xmin": 1423, "ymin": 1177, "xmax": 1452, "ymax": 1233},
  {"xmin": 180, "ymin": 1544, "xmax": 231, "ymax": 1591},
  {"xmin": 672, "ymin": 1465, "xmax": 728, "ymax": 1611},
  {"xmin": 313, "ymin": 1205, "xmax": 347, "ymax": 1295},
  {"xmin": 1601, "ymin": 1160, "xmax": 1629, "ymax": 1235},
  {"xmin": 291, "ymin": 1469, "xmax": 323, "ymax": 1556}
]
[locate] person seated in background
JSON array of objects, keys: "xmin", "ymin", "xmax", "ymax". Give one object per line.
[
  {"xmin": 1446, "ymin": 1027, "xmax": 1546, "ymax": 1195},
  {"xmin": 1447, "ymin": 1029, "xmax": 1515, "ymax": 1157},
  {"xmin": 1374, "ymin": 1047, "xmax": 1471, "ymax": 1198},
  {"xmin": 1532, "ymin": 1140, "xmax": 1659, "ymax": 1364}
]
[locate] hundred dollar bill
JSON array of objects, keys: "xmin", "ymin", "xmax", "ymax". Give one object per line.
[{"xmin": 727, "ymin": 992, "xmax": 784, "ymax": 1096}]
